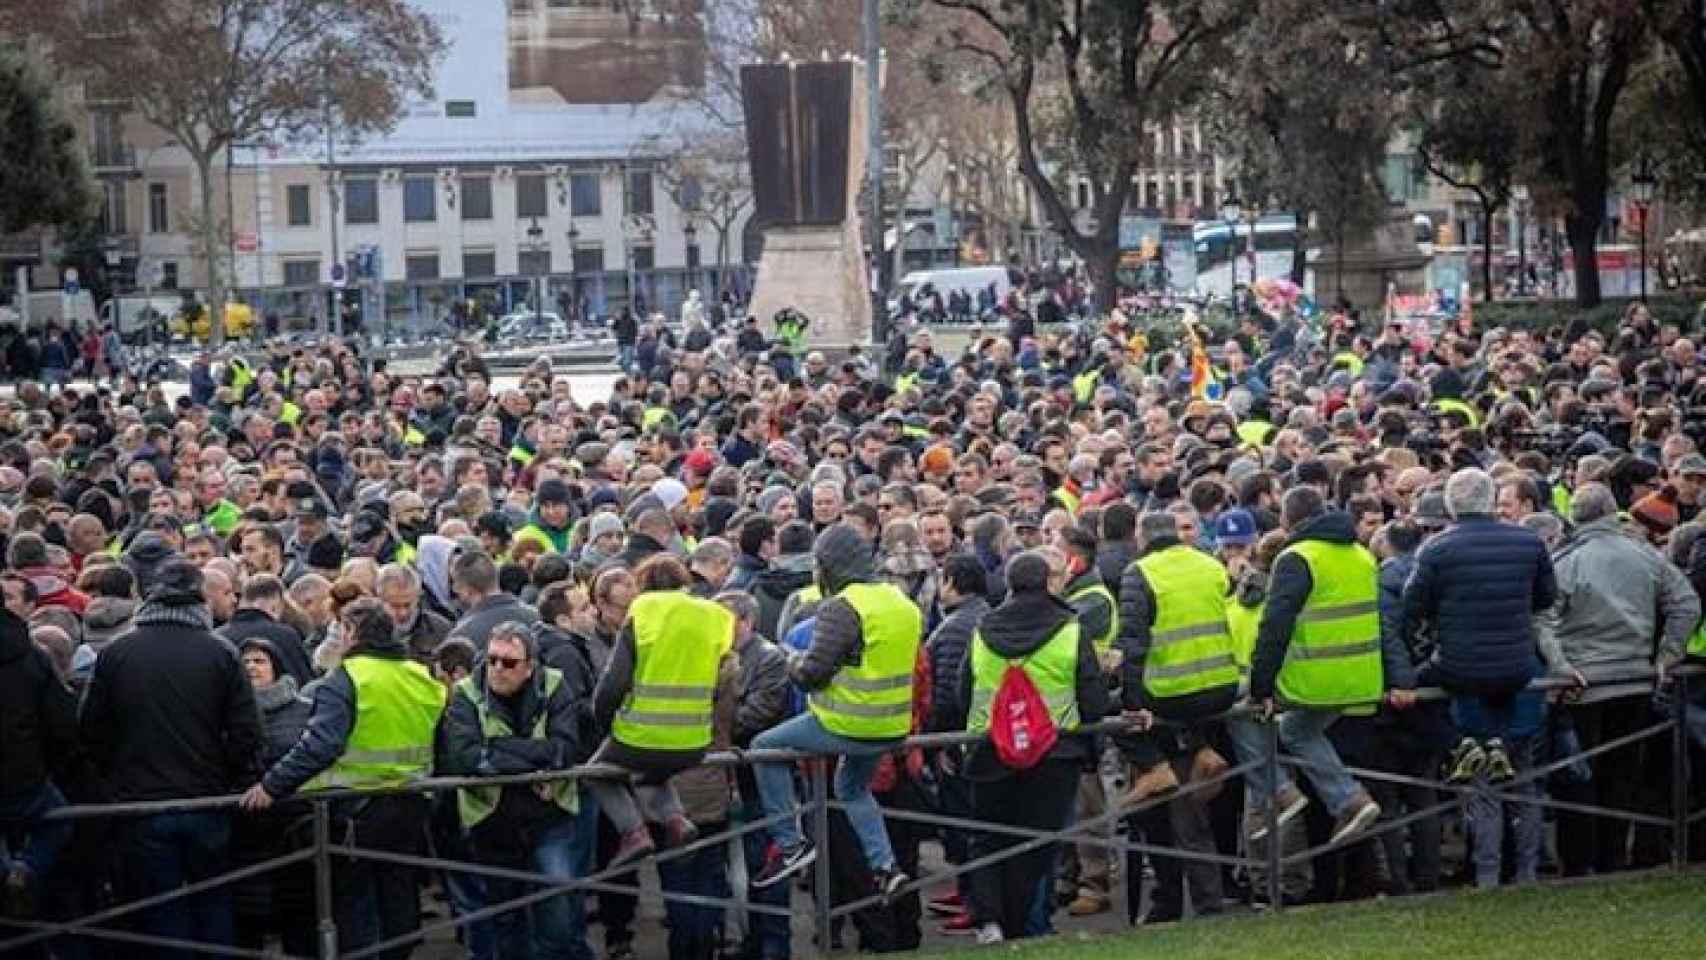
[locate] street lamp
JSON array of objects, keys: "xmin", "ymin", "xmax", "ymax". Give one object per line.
[
  {"xmin": 1631, "ymin": 152, "xmax": 1658, "ymax": 303},
  {"xmin": 526, "ymin": 216, "xmax": 546, "ymax": 325},
  {"xmin": 683, "ymin": 220, "xmax": 698, "ymax": 298},
  {"xmin": 1220, "ymin": 192, "xmax": 1242, "ymax": 302},
  {"xmin": 1511, "ymin": 185, "xmax": 1530, "ymax": 298},
  {"xmin": 566, "ymin": 223, "xmax": 582, "ymax": 332}
]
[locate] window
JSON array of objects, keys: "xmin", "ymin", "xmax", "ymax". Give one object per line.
[
  {"xmin": 519, "ymin": 249, "xmax": 552, "ymax": 276},
  {"xmin": 283, "ymin": 259, "xmax": 320, "ymax": 286},
  {"xmin": 570, "ymin": 173, "xmax": 601, "ymax": 216},
  {"xmin": 345, "ymin": 179, "xmax": 378, "ymax": 224},
  {"xmin": 625, "ymin": 169, "xmax": 654, "ymax": 216},
  {"xmin": 516, "ymin": 174, "xmax": 548, "ymax": 218},
  {"xmin": 1075, "ymin": 182, "xmax": 1089, "ymax": 209},
  {"xmin": 571, "ymin": 245, "xmax": 605, "ymax": 275},
  {"xmin": 462, "ymin": 176, "xmax": 493, "ymax": 220},
  {"xmin": 686, "ymin": 243, "xmax": 700, "ymax": 271},
  {"xmin": 630, "ymin": 244, "xmax": 654, "ymax": 272},
  {"xmin": 404, "ymin": 177, "xmax": 436, "ymax": 222},
  {"xmin": 405, "ymin": 254, "xmax": 440, "ymax": 280},
  {"xmin": 462, "ymin": 251, "xmax": 496, "ymax": 278},
  {"xmin": 286, "ymin": 185, "xmax": 312, "ymax": 227},
  {"xmin": 148, "ymin": 183, "xmax": 169, "ymax": 233},
  {"xmin": 445, "ymin": 100, "xmax": 477, "ymax": 118},
  {"xmin": 160, "ymin": 261, "xmax": 179, "ymax": 289},
  {"xmin": 100, "ymin": 181, "xmax": 126, "ymax": 235}
]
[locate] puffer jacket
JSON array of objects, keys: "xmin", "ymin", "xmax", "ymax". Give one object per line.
[
  {"xmin": 1399, "ymin": 516, "xmax": 1558, "ymax": 696},
  {"xmin": 755, "ymin": 553, "xmax": 815, "ymax": 641},
  {"xmin": 0, "ymin": 607, "xmax": 77, "ymax": 799},
  {"xmin": 923, "ymin": 595, "xmax": 989, "ymax": 734}
]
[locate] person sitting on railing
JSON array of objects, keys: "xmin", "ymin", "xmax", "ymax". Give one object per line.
[
  {"xmin": 1235, "ymin": 486, "xmax": 1385, "ymax": 848},
  {"xmin": 239, "ymin": 596, "xmax": 446, "ymax": 960},
  {"xmin": 437, "ymin": 621, "xmax": 597, "ymax": 960}
]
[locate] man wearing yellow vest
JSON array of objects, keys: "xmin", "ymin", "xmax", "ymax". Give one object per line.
[
  {"xmin": 750, "ymin": 524, "xmax": 922, "ymax": 900},
  {"xmin": 1053, "ymin": 525, "xmax": 1119, "ymax": 916},
  {"xmin": 438, "ymin": 622, "xmax": 598, "ymax": 960},
  {"xmin": 584, "ymin": 556, "xmax": 738, "ymax": 867},
  {"xmin": 240, "ymin": 597, "xmax": 446, "ymax": 958},
  {"xmin": 1236, "ymin": 486, "xmax": 1383, "ymax": 847}
]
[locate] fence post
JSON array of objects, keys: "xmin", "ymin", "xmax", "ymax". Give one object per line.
[
  {"xmin": 811, "ymin": 759, "xmax": 834, "ymax": 958},
  {"xmin": 1264, "ymin": 719, "xmax": 1283, "ymax": 913},
  {"xmin": 314, "ymin": 800, "xmax": 338, "ymax": 960},
  {"xmin": 1673, "ymin": 671, "xmax": 1691, "ymax": 873}
]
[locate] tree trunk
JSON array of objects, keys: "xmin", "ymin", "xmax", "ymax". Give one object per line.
[
  {"xmin": 1481, "ymin": 205, "xmax": 1494, "ymax": 304},
  {"xmin": 195, "ymin": 151, "xmax": 227, "ymax": 346},
  {"xmin": 1076, "ymin": 231, "xmax": 1120, "ymax": 315},
  {"xmin": 1567, "ymin": 213, "xmax": 1603, "ymax": 308}
]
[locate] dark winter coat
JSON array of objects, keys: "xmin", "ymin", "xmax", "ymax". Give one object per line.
[
  {"xmin": 219, "ymin": 608, "xmax": 315, "ymax": 687},
  {"xmin": 923, "ymin": 594, "xmax": 988, "ymax": 734},
  {"xmin": 0, "ymin": 607, "xmax": 77, "ymax": 799},
  {"xmin": 448, "ymin": 592, "xmax": 540, "ymax": 653},
  {"xmin": 437, "ymin": 657, "xmax": 584, "ymax": 837},
  {"xmin": 1398, "ymin": 516, "xmax": 1557, "ymax": 696}
]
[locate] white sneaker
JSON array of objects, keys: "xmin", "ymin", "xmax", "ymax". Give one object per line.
[{"xmin": 975, "ymin": 923, "xmax": 1005, "ymax": 945}]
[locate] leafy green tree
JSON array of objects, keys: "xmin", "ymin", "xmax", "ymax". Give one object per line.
[{"xmin": 0, "ymin": 45, "xmax": 94, "ymax": 237}]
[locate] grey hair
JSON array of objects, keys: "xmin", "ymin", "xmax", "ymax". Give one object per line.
[
  {"xmin": 1138, "ymin": 511, "xmax": 1179, "ymax": 545},
  {"xmin": 1519, "ymin": 511, "xmax": 1566, "ymax": 548},
  {"xmin": 714, "ymin": 590, "xmax": 759, "ymax": 624},
  {"xmin": 969, "ymin": 512, "xmax": 1011, "ymax": 553},
  {"xmin": 691, "ymin": 536, "xmax": 734, "ymax": 567},
  {"xmin": 1444, "ymin": 468, "xmax": 1496, "ymax": 518},
  {"xmin": 375, "ymin": 563, "xmax": 420, "ymax": 595},
  {"xmin": 1570, "ymin": 483, "xmax": 1618, "ymax": 524}
]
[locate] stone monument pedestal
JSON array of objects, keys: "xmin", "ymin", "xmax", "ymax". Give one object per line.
[
  {"xmin": 746, "ymin": 220, "xmax": 871, "ymax": 347},
  {"xmin": 1310, "ymin": 205, "xmax": 1429, "ymax": 310}
]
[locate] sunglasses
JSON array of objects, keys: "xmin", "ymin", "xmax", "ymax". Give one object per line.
[{"xmin": 487, "ymin": 655, "xmax": 526, "ymax": 670}]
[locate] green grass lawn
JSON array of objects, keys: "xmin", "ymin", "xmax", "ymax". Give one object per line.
[{"xmin": 921, "ymin": 871, "xmax": 1706, "ymax": 959}]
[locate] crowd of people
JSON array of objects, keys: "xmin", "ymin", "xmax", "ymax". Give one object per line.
[{"xmin": 2, "ymin": 293, "xmax": 1706, "ymax": 960}]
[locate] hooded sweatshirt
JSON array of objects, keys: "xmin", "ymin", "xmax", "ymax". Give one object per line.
[
  {"xmin": 786, "ymin": 524, "xmax": 879, "ymax": 695},
  {"xmin": 950, "ymin": 582, "xmax": 1109, "ymax": 780}
]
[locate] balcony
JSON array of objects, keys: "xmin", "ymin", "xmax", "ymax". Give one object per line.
[{"xmin": 90, "ymin": 144, "xmax": 139, "ymax": 176}]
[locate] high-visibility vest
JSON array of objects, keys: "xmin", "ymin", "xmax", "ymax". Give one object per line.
[
  {"xmin": 642, "ymin": 407, "xmax": 674, "ymax": 431},
  {"xmin": 611, "ymin": 591, "xmax": 734, "ymax": 752},
  {"xmin": 1073, "ymin": 368, "xmax": 1100, "ymax": 404},
  {"xmin": 404, "ymin": 426, "xmax": 427, "ymax": 446},
  {"xmin": 1330, "ymin": 351, "xmax": 1364, "ymax": 376},
  {"xmin": 455, "ymin": 669, "xmax": 579, "ymax": 828},
  {"xmin": 1433, "ymin": 397, "xmax": 1481, "ymax": 428},
  {"xmin": 303, "ymin": 655, "xmax": 445, "ymax": 792},
  {"xmin": 1689, "ymin": 618, "xmax": 1706, "ymax": 659},
  {"xmin": 1274, "ymin": 539, "xmax": 1383, "ymax": 709},
  {"xmin": 203, "ymin": 499, "xmax": 241, "ymax": 537},
  {"xmin": 1135, "ymin": 545, "xmax": 1240, "ymax": 699},
  {"xmin": 966, "ymin": 620, "xmax": 1081, "ymax": 733},
  {"xmin": 808, "ymin": 582, "xmax": 921, "ymax": 740},
  {"xmin": 1551, "ymin": 484, "xmax": 1572, "ymax": 518},
  {"xmin": 280, "ymin": 401, "xmax": 302, "ymax": 426},
  {"xmin": 514, "ymin": 523, "xmax": 567, "ymax": 554},
  {"xmin": 1066, "ymin": 580, "xmax": 1119, "ymax": 655},
  {"xmin": 895, "ymin": 372, "xmax": 919, "ymax": 394},
  {"xmin": 1052, "ymin": 485, "xmax": 1081, "ymax": 516},
  {"xmin": 229, "ymin": 357, "xmax": 255, "ymax": 394},
  {"xmin": 395, "ymin": 541, "xmax": 417, "ymax": 567},
  {"xmin": 1227, "ymin": 597, "xmax": 1264, "ymax": 677},
  {"xmin": 1236, "ymin": 420, "xmax": 1274, "ymax": 447},
  {"xmin": 509, "ymin": 443, "xmax": 536, "ymax": 466}
]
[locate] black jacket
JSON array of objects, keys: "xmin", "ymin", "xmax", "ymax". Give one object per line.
[
  {"xmin": 1096, "ymin": 539, "xmax": 1140, "ymax": 600},
  {"xmin": 533, "ymin": 622, "xmax": 601, "ymax": 766},
  {"xmin": 219, "ymin": 608, "xmax": 315, "ymax": 687},
  {"xmin": 437, "ymin": 658, "xmax": 583, "ymax": 807},
  {"xmin": 733, "ymin": 634, "xmax": 791, "ymax": 745},
  {"xmin": 924, "ymin": 595, "xmax": 989, "ymax": 734},
  {"xmin": 0, "ymin": 608, "xmax": 78, "ymax": 799},
  {"xmin": 753, "ymin": 554, "xmax": 815, "ymax": 641},
  {"xmin": 1249, "ymin": 510, "xmax": 1363, "ymax": 702},
  {"xmin": 951, "ymin": 587, "xmax": 1109, "ymax": 780},
  {"xmin": 80, "ymin": 603, "xmax": 262, "ymax": 802},
  {"xmin": 617, "ymin": 532, "xmax": 670, "ymax": 571},
  {"xmin": 1398, "ymin": 515, "xmax": 1557, "ymax": 695},
  {"xmin": 449, "ymin": 593, "xmax": 541, "ymax": 654}
]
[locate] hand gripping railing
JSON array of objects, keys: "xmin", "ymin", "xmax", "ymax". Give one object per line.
[{"xmin": 2, "ymin": 664, "xmax": 1699, "ymax": 958}]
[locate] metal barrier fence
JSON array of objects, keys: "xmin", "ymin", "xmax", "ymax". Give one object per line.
[{"xmin": 3, "ymin": 665, "xmax": 1702, "ymax": 959}]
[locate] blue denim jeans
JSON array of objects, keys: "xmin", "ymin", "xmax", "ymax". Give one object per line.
[
  {"xmin": 1467, "ymin": 735, "xmax": 1542, "ymax": 888},
  {"xmin": 487, "ymin": 800, "xmax": 600, "ymax": 960},
  {"xmin": 1226, "ymin": 708, "xmax": 1363, "ymax": 816},
  {"xmin": 119, "ymin": 811, "xmax": 234, "ymax": 959},
  {"xmin": 616, "ymin": 343, "xmax": 636, "ymax": 372},
  {"xmin": 0, "ymin": 783, "xmax": 72, "ymax": 878},
  {"xmin": 655, "ymin": 822, "xmax": 729, "ymax": 959},
  {"xmin": 752, "ymin": 711, "xmax": 898, "ymax": 872}
]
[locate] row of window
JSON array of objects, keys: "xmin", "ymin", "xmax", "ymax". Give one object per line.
[
  {"xmin": 287, "ymin": 171, "xmax": 653, "ymax": 228},
  {"xmin": 277, "ymin": 242, "xmax": 688, "ymax": 286}
]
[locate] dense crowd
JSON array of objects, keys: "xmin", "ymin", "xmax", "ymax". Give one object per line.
[{"xmin": 3, "ymin": 294, "xmax": 1706, "ymax": 960}]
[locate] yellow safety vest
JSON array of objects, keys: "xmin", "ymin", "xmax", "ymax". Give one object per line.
[
  {"xmin": 303, "ymin": 655, "xmax": 445, "ymax": 792},
  {"xmin": 280, "ymin": 401, "xmax": 302, "ymax": 426},
  {"xmin": 455, "ymin": 669, "xmax": 579, "ymax": 828},
  {"xmin": 1551, "ymin": 484, "xmax": 1572, "ymax": 518},
  {"xmin": 611, "ymin": 591, "xmax": 734, "ymax": 752},
  {"xmin": 966, "ymin": 620, "xmax": 1081, "ymax": 733},
  {"xmin": 1052, "ymin": 486, "xmax": 1081, "ymax": 516},
  {"xmin": 1227, "ymin": 597, "xmax": 1264, "ymax": 678},
  {"xmin": 1433, "ymin": 397, "xmax": 1481, "ymax": 428},
  {"xmin": 808, "ymin": 582, "xmax": 921, "ymax": 740},
  {"xmin": 895, "ymin": 372, "xmax": 919, "ymax": 395},
  {"xmin": 1689, "ymin": 618, "xmax": 1706, "ymax": 660},
  {"xmin": 404, "ymin": 426, "xmax": 427, "ymax": 446},
  {"xmin": 1273, "ymin": 540, "xmax": 1383, "ymax": 710},
  {"xmin": 1072, "ymin": 368, "xmax": 1100, "ymax": 404},
  {"xmin": 395, "ymin": 541, "xmax": 417, "ymax": 567},
  {"xmin": 1330, "ymin": 351, "xmax": 1365, "ymax": 376},
  {"xmin": 1066, "ymin": 581, "xmax": 1120, "ymax": 655},
  {"xmin": 1236, "ymin": 420, "xmax": 1274, "ymax": 447},
  {"xmin": 642, "ymin": 407, "xmax": 674, "ymax": 431},
  {"xmin": 229, "ymin": 357, "xmax": 255, "ymax": 394},
  {"xmin": 1135, "ymin": 545, "xmax": 1240, "ymax": 700}
]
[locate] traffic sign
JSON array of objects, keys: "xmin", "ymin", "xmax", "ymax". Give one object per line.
[
  {"xmin": 64, "ymin": 267, "xmax": 79, "ymax": 296},
  {"xmin": 236, "ymin": 231, "xmax": 259, "ymax": 253},
  {"xmin": 331, "ymin": 263, "xmax": 347, "ymax": 289}
]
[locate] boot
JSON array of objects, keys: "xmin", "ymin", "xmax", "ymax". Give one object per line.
[
  {"xmin": 1189, "ymin": 746, "xmax": 1230, "ymax": 802},
  {"xmin": 1121, "ymin": 760, "xmax": 1180, "ymax": 808}
]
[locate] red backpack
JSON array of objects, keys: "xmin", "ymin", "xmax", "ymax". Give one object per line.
[{"xmin": 988, "ymin": 660, "xmax": 1058, "ymax": 770}]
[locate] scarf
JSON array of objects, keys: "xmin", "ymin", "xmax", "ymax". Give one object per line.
[{"xmin": 133, "ymin": 599, "xmax": 213, "ymax": 631}]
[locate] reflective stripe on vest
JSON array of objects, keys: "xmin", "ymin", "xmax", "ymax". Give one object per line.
[
  {"xmin": 304, "ymin": 655, "xmax": 445, "ymax": 792},
  {"xmin": 1275, "ymin": 540, "xmax": 1383, "ymax": 708},
  {"xmin": 1227, "ymin": 598, "xmax": 1263, "ymax": 676},
  {"xmin": 1066, "ymin": 581, "xmax": 1120, "ymax": 655},
  {"xmin": 611, "ymin": 591, "xmax": 733, "ymax": 751},
  {"xmin": 808, "ymin": 582, "xmax": 921, "ymax": 740},
  {"xmin": 966, "ymin": 620, "xmax": 1081, "ymax": 733},
  {"xmin": 1135, "ymin": 545, "xmax": 1240, "ymax": 699},
  {"xmin": 456, "ymin": 669, "xmax": 579, "ymax": 828},
  {"xmin": 1433, "ymin": 397, "xmax": 1481, "ymax": 428}
]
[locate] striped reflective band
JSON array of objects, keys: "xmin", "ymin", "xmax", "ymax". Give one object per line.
[
  {"xmin": 1151, "ymin": 621, "xmax": 1228, "ymax": 646},
  {"xmin": 1145, "ymin": 653, "xmax": 1238, "ymax": 679},
  {"xmin": 342, "ymin": 746, "xmax": 433, "ymax": 765},
  {"xmin": 808, "ymin": 693, "xmax": 912, "ymax": 719},
  {"xmin": 631, "ymin": 683, "xmax": 714, "ymax": 699},
  {"xmin": 1289, "ymin": 639, "xmax": 1379, "ymax": 660},
  {"xmin": 615, "ymin": 709, "xmax": 714, "ymax": 726},
  {"xmin": 1296, "ymin": 600, "xmax": 1378, "ymax": 623},
  {"xmin": 832, "ymin": 673, "xmax": 912, "ymax": 693}
]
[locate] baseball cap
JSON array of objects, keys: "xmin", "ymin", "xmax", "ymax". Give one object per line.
[
  {"xmin": 296, "ymin": 497, "xmax": 330, "ymax": 520},
  {"xmin": 683, "ymin": 449, "xmax": 717, "ymax": 477},
  {"xmin": 1214, "ymin": 509, "xmax": 1257, "ymax": 547}
]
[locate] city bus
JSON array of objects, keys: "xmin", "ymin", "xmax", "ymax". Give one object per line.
[{"xmin": 1193, "ymin": 215, "xmax": 1308, "ymax": 299}]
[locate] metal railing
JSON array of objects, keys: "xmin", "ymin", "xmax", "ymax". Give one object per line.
[{"xmin": 2, "ymin": 664, "xmax": 1701, "ymax": 959}]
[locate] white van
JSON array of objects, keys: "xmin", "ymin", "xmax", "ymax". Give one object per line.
[
  {"xmin": 894, "ymin": 266, "xmax": 1012, "ymax": 315},
  {"xmin": 100, "ymin": 295, "xmax": 181, "ymax": 341}
]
